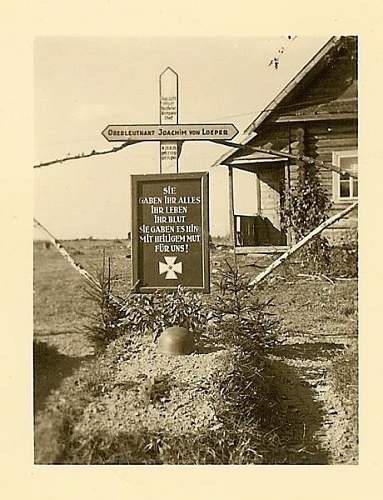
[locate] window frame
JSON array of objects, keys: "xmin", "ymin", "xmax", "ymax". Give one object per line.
[{"xmin": 332, "ymin": 150, "xmax": 358, "ymax": 202}]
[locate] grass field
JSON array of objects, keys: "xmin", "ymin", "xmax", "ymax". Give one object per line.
[{"xmin": 33, "ymin": 238, "xmax": 358, "ymax": 464}]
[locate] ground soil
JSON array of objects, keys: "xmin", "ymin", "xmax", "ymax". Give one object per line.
[
  {"xmin": 33, "ymin": 239, "xmax": 358, "ymax": 464},
  {"xmin": 73, "ymin": 336, "xmax": 232, "ymax": 443}
]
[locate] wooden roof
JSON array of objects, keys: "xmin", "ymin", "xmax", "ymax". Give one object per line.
[{"xmin": 213, "ymin": 36, "xmax": 357, "ymax": 168}]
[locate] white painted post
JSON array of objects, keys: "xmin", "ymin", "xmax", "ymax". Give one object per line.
[
  {"xmin": 160, "ymin": 67, "xmax": 179, "ymax": 173},
  {"xmin": 33, "ymin": 218, "xmax": 124, "ymax": 306}
]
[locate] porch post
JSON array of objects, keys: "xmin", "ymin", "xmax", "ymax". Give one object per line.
[
  {"xmin": 255, "ymin": 170, "xmax": 261, "ymax": 215},
  {"xmin": 228, "ymin": 165, "xmax": 236, "ymax": 246},
  {"xmin": 284, "ymin": 162, "xmax": 293, "ymax": 246}
]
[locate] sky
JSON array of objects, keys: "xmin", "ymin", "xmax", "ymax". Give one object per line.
[{"xmin": 34, "ymin": 36, "xmax": 330, "ymax": 239}]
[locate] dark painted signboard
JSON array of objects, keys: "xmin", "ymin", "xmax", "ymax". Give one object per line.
[{"xmin": 131, "ymin": 172, "xmax": 209, "ymax": 293}]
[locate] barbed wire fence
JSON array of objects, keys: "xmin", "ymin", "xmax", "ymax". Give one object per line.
[
  {"xmin": 33, "ymin": 140, "xmax": 138, "ymax": 169},
  {"xmin": 34, "ymin": 137, "xmax": 358, "ymax": 180}
]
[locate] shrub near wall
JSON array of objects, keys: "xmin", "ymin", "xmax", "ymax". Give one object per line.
[
  {"xmin": 281, "ymin": 163, "xmax": 358, "ymax": 278},
  {"xmin": 328, "ymin": 230, "xmax": 358, "ymax": 278},
  {"xmin": 281, "ymin": 164, "xmax": 332, "ymax": 274}
]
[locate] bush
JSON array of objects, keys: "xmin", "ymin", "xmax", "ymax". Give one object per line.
[
  {"xmin": 119, "ymin": 286, "xmax": 208, "ymax": 342},
  {"xmin": 82, "ymin": 266, "xmax": 208, "ymax": 351},
  {"xmin": 207, "ymin": 261, "xmax": 290, "ymax": 462},
  {"xmin": 209, "ymin": 259, "xmax": 279, "ymax": 353},
  {"xmin": 280, "ymin": 164, "xmax": 333, "ymax": 274},
  {"xmin": 281, "ymin": 165, "xmax": 331, "ymax": 239},
  {"xmin": 327, "ymin": 230, "xmax": 358, "ymax": 278},
  {"xmin": 81, "ymin": 274, "xmax": 124, "ymax": 351},
  {"xmin": 292, "ymin": 230, "xmax": 358, "ymax": 278}
]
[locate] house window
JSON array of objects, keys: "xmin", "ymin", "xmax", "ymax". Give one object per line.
[{"xmin": 333, "ymin": 151, "xmax": 358, "ymax": 201}]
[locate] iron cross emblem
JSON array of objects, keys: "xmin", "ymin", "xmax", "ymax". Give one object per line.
[{"xmin": 159, "ymin": 256, "xmax": 183, "ymax": 280}]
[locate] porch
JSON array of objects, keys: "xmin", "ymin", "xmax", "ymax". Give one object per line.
[
  {"xmin": 233, "ymin": 215, "xmax": 288, "ymax": 253},
  {"xmin": 227, "ymin": 157, "xmax": 292, "ymax": 254}
]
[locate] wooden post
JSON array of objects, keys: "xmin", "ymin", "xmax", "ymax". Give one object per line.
[
  {"xmin": 228, "ymin": 165, "xmax": 236, "ymax": 246},
  {"xmin": 249, "ymin": 202, "xmax": 358, "ymax": 287},
  {"xmin": 284, "ymin": 161, "xmax": 293, "ymax": 246},
  {"xmin": 255, "ymin": 170, "xmax": 261, "ymax": 215},
  {"xmin": 285, "ymin": 129, "xmax": 293, "ymax": 246},
  {"xmin": 160, "ymin": 67, "xmax": 179, "ymax": 173}
]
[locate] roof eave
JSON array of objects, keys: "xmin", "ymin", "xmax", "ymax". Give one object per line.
[{"xmin": 211, "ymin": 36, "xmax": 341, "ymax": 168}]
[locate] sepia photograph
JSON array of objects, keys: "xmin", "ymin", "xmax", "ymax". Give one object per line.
[{"xmin": 33, "ymin": 35, "xmax": 358, "ymax": 465}]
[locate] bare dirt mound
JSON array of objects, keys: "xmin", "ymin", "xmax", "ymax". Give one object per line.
[{"xmin": 73, "ymin": 336, "xmax": 232, "ymax": 440}]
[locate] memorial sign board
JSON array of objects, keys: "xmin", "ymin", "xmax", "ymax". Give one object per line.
[{"xmin": 131, "ymin": 172, "xmax": 209, "ymax": 293}]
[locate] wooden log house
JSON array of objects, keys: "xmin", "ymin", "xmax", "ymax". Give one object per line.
[{"xmin": 214, "ymin": 36, "xmax": 358, "ymax": 254}]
